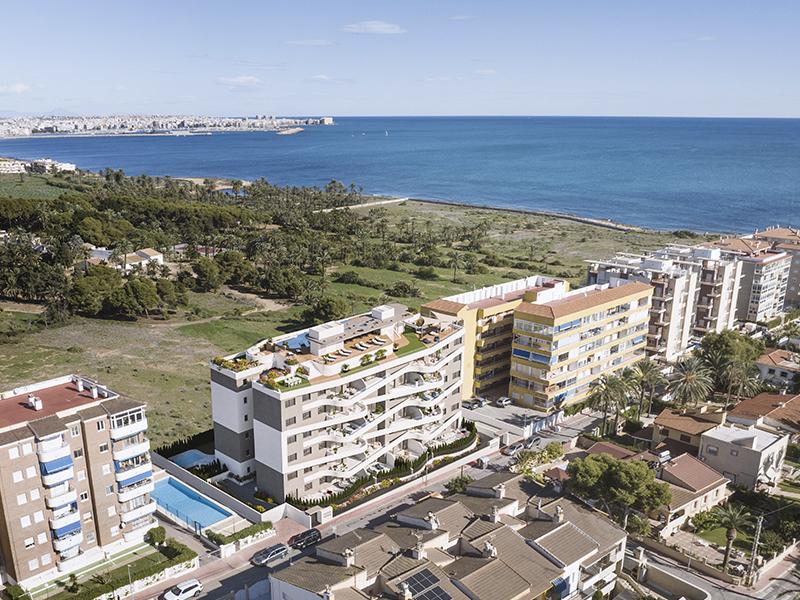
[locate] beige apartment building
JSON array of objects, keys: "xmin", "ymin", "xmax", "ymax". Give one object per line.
[
  {"xmin": 0, "ymin": 376, "xmax": 154, "ymax": 588},
  {"xmin": 211, "ymin": 304, "xmax": 467, "ymax": 502},
  {"xmin": 588, "ymin": 254, "xmax": 698, "ymax": 361},
  {"xmin": 509, "ymin": 282, "xmax": 653, "ymax": 412},
  {"xmin": 421, "ymin": 276, "xmax": 568, "ymax": 399},
  {"xmin": 701, "ymin": 237, "xmax": 791, "ymax": 323}
]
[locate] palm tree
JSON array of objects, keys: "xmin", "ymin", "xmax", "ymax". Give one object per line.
[
  {"xmin": 668, "ymin": 356, "xmax": 713, "ymax": 407},
  {"xmin": 448, "ymin": 251, "xmax": 464, "ymax": 282},
  {"xmin": 589, "ymin": 374, "xmax": 629, "ymax": 436},
  {"xmin": 711, "ymin": 504, "xmax": 753, "ymax": 571},
  {"xmin": 723, "ymin": 360, "xmax": 762, "ymax": 408},
  {"xmin": 629, "ymin": 359, "xmax": 667, "ymax": 418},
  {"xmin": 701, "ymin": 346, "xmax": 731, "ymax": 393}
]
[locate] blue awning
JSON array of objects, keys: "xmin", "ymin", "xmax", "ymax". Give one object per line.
[
  {"xmin": 118, "ymin": 470, "xmax": 152, "ymax": 489},
  {"xmin": 40, "ymin": 454, "xmax": 73, "ymax": 474},
  {"xmin": 53, "ymin": 520, "xmax": 80, "ymax": 539},
  {"xmin": 552, "ymin": 577, "xmax": 569, "ymax": 595}
]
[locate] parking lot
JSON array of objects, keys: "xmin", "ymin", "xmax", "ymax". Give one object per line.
[{"xmin": 463, "ymin": 400, "xmax": 559, "ymax": 439}]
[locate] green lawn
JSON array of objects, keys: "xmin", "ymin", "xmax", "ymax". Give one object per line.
[
  {"xmin": 0, "ymin": 173, "xmax": 71, "ymax": 199},
  {"xmin": 697, "ymin": 526, "xmax": 753, "ymax": 554},
  {"xmin": 779, "ymin": 480, "xmax": 800, "ymax": 495},
  {"xmin": 395, "ymin": 331, "xmax": 427, "ymax": 357},
  {"xmin": 0, "ymin": 310, "xmax": 42, "ymax": 336}
]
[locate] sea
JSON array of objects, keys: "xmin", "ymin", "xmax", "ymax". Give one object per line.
[{"xmin": 0, "ymin": 116, "xmax": 798, "ymax": 233}]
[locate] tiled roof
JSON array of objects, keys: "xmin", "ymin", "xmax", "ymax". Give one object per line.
[
  {"xmin": 397, "ymin": 497, "xmax": 475, "ymax": 537},
  {"xmin": 445, "ymin": 557, "xmax": 531, "ymax": 600},
  {"xmin": 421, "ymin": 298, "xmax": 466, "ymax": 314},
  {"xmin": 729, "ymin": 392, "xmax": 800, "ymax": 431},
  {"xmin": 754, "ymin": 227, "xmax": 800, "ymax": 244},
  {"xmin": 659, "ymin": 453, "xmax": 728, "ymax": 493},
  {"xmin": 654, "ymin": 408, "xmax": 721, "ymax": 436},
  {"xmin": 270, "ymin": 555, "xmax": 360, "ymax": 593},
  {"xmin": 701, "ymin": 237, "xmax": 773, "ymax": 256},
  {"xmin": 586, "ymin": 441, "xmax": 636, "ymax": 460},
  {"xmin": 447, "ymin": 493, "xmax": 516, "ymax": 517},
  {"xmin": 536, "ymin": 522, "xmax": 599, "ymax": 565},
  {"xmin": 757, "ymin": 349, "xmax": 800, "ymax": 373}
]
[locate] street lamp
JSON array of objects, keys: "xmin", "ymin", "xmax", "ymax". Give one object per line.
[{"xmin": 127, "ymin": 564, "xmax": 134, "ymax": 600}]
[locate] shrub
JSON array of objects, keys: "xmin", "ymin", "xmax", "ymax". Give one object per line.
[
  {"xmin": 5, "ymin": 585, "xmax": 25, "ymax": 600},
  {"xmin": 414, "ymin": 266, "xmax": 438, "ymax": 280},
  {"xmin": 385, "ymin": 281, "xmax": 421, "ymax": 297},
  {"xmin": 444, "ymin": 474, "xmax": 474, "ymax": 495},
  {"xmin": 145, "ymin": 526, "xmax": 166, "ymax": 546},
  {"xmin": 690, "ymin": 510, "xmax": 716, "ymax": 532},
  {"xmin": 206, "ymin": 521, "xmax": 273, "ymax": 546},
  {"xmin": 189, "ymin": 458, "xmax": 227, "ymax": 480},
  {"xmin": 154, "ymin": 429, "xmax": 214, "ymax": 458}
]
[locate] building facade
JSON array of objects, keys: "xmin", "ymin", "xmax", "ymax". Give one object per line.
[
  {"xmin": 0, "ymin": 376, "xmax": 154, "ymax": 588},
  {"xmin": 509, "ymin": 282, "xmax": 653, "ymax": 412},
  {"xmin": 422, "ymin": 276, "xmax": 568, "ymax": 399},
  {"xmin": 588, "ymin": 255, "xmax": 698, "ymax": 361},
  {"xmin": 753, "ymin": 227, "xmax": 800, "ymax": 308},
  {"xmin": 698, "ymin": 425, "xmax": 788, "ymax": 490},
  {"xmin": 211, "ymin": 304, "xmax": 466, "ymax": 501}
]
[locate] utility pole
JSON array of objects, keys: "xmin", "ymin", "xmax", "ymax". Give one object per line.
[{"xmin": 747, "ymin": 514, "xmax": 764, "ymax": 584}]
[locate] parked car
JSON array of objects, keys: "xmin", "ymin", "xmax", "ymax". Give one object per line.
[
  {"xmin": 164, "ymin": 579, "xmax": 203, "ymax": 600},
  {"xmin": 462, "ymin": 400, "xmax": 475, "ymax": 410},
  {"xmin": 290, "ymin": 528, "xmax": 322, "ymax": 550},
  {"xmin": 525, "ymin": 437, "xmax": 542, "ymax": 449},
  {"xmin": 473, "ymin": 397, "xmax": 488, "ymax": 408},
  {"xmin": 502, "ymin": 442, "xmax": 525, "ymax": 457},
  {"xmin": 495, "ymin": 396, "xmax": 512, "ymax": 407},
  {"xmin": 252, "ymin": 543, "xmax": 289, "ymax": 566},
  {"xmin": 367, "ymin": 462, "xmax": 390, "ymax": 475}
]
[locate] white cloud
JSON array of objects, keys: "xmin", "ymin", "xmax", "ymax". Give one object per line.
[
  {"xmin": 343, "ymin": 20, "xmax": 406, "ymax": 34},
  {"xmin": 217, "ymin": 75, "xmax": 261, "ymax": 88},
  {"xmin": 450, "ymin": 15, "xmax": 475, "ymax": 21},
  {"xmin": 0, "ymin": 83, "xmax": 31, "ymax": 94},
  {"xmin": 308, "ymin": 74, "xmax": 349, "ymax": 84},
  {"xmin": 286, "ymin": 39, "xmax": 333, "ymax": 46},
  {"xmin": 473, "ymin": 69, "xmax": 496, "ymax": 76},
  {"xmin": 697, "ymin": 35, "xmax": 717, "ymax": 42}
]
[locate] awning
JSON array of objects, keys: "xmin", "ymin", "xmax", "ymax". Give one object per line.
[
  {"xmin": 551, "ymin": 577, "xmax": 569, "ymax": 595},
  {"xmin": 118, "ymin": 470, "xmax": 152, "ymax": 489},
  {"xmin": 40, "ymin": 454, "xmax": 73, "ymax": 474},
  {"xmin": 53, "ymin": 520, "xmax": 81, "ymax": 539}
]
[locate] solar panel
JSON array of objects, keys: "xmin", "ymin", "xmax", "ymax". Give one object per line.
[
  {"xmin": 417, "ymin": 586, "xmax": 453, "ymax": 600},
  {"xmin": 403, "ymin": 568, "xmax": 438, "ymax": 594}
]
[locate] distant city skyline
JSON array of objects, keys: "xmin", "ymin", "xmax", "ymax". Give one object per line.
[{"xmin": 1, "ymin": 0, "xmax": 799, "ymax": 118}]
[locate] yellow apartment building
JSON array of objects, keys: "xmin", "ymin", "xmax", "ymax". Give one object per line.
[{"xmin": 509, "ymin": 282, "xmax": 653, "ymax": 412}]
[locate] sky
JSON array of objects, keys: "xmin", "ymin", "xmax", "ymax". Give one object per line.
[{"xmin": 1, "ymin": 0, "xmax": 799, "ymax": 118}]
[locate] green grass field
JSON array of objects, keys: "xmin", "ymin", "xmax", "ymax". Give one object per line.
[{"xmin": 0, "ymin": 173, "xmax": 71, "ymax": 199}]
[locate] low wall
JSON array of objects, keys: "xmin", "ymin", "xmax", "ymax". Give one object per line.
[
  {"xmin": 93, "ymin": 556, "xmax": 199, "ymax": 600},
  {"xmin": 633, "ymin": 536, "xmax": 741, "ymax": 585},
  {"xmin": 645, "ymin": 565, "xmax": 710, "ymax": 600},
  {"xmin": 754, "ymin": 539, "xmax": 798, "ymax": 584}
]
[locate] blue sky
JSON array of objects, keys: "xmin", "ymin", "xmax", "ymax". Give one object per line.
[{"xmin": 1, "ymin": 1, "xmax": 798, "ymax": 117}]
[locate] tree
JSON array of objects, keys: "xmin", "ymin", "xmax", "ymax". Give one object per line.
[
  {"xmin": 668, "ymin": 356, "xmax": 713, "ymax": 407},
  {"xmin": 567, "ymin": 454, "xmax": 671, "ymax": 529},
  {"xmin": 711, "ymin": 504, "xmax": 752, "ymax": 571},
  {"xmin": 448, "ymin": 251, "xmax": 464, "ymax": 282},
  {"xmin": 444, "ymin": 474, "xmax": 474, "ymax": 495},
  {"xmin": 629, "ymin": 359, "xmax": 667, "ymax": 418},
  {"xmin": 588, "ymin": 374, "xmax": 630, "ymax": 435},
  {"xmin": 145, "ymin": 525, "xmax": 166, "ymax": 546},
  {"xmin": 723, "ymin": 360, "xmax": 762, "ymax": 408},
  {"xmin": 192, "ymin": 257, "xmax": 223, "ymax": 291},
  {"xmin": 700, "ymin": 330, "xmax": 764, "ymax": 391},
  {"xmin": 302, "ymin": 296, "xmax": 349, "ymax": 325}
]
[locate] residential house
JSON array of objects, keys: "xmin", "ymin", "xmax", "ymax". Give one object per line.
[
  {"xmin": 756, "ymin": 349, "xmax": 800, "ymax": 391},
  {"xmin": 727, "ymin": 392, "xmax": 800, "ymax": 438},
  {"xmin": 651, "ymin": 406, "xmax": 727, "ymax": 455},
  {"xmin": 698, "ymin": 425, "xmax": 788, "ymax": 490}
]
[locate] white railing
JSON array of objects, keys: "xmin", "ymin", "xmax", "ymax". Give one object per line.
[
  {"xmin": 53, "ymin": 531, "xmax": 83, "ymax": 552},
  {"xmin": 42, "ymin": 466, "xmax": 74, "ymax": 487},
  {"xmin": 113, "ymin": 439, "xmax": 150, "ymax": 462},
  {"xmin": 110, "ymin": 417, "xmax": 148, "ymax": 441},
  {"xmin": 120, "ymin": 501, "xmax": 157, "ymax": 523},
  {"xmin": 118, "ymin": 480, "xmax": 155, "ymax": 503},
  {"xmin": 50, "ymin": 509, "xmax": 80, "ymax": 530},
  {"xmin": 115, "ymin": 462, "xmax": 151, "ymax": 482}
]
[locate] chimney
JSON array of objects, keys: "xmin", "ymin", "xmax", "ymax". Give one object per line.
[
  {"xmin": 411, "ymin": 540, "xmax": 427, "ymax": 560},
  {"xmin": 75, "ymin": 378, "xmax": 84, "ymax": 392},
  {"xmin": 425, "ymin": 511, "xmax": 440, "ymax": 531},
  {"xmin": 400, "ymin": 583, "xmax": 413, "ymax": 600},
  {"xmin": 553, "ymin": 505, "xmax": 564, "ymax": 523},
  {"xmin": 482, "ymin": 541, "xmax": 498, "ymax": 558},
  {"xmin": 90, "ymin": 386, "xmax": 98, "ymax": 399},
  {"xmin": 343, "ymin": 548, "xmax": 355, "ymax": 567},
  {"xmin": 494, "ymin": 483, "xmax": 506, "ymax": 499},
  {"xmin": 491, "ymin": 505, "xmax": 501, "ymax": 523}
]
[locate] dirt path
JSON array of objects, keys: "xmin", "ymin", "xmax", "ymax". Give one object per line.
[{"xmin": 0, "ymin": 300, "xmax": 45, "ymax": 314}]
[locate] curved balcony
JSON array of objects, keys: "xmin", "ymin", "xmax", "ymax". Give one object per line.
[
  {"xmin": 38, "ymin": 442, "xmax": 71, "ymax": 464},
  {"xmin": 120, "ymin": 501, "xmax": 157, "ymax": 524},
  {"xmin": 110, "ymin": 416, "xmax": 147, "ymax": 441},
  {"xmin": 46, "ymin": 485, "xmax": 77, "ymax": 509},
  {"xmin": 42, "ymin": 466, "xmax": 74, "ymax": 487},
  {"xmin": 53, "ymin": 531, "xmax": 83, "ymax": 552},
  {"xmin": 50, "ymin": 508, "xmax": 80, "ymax": 530},
  {"xmin": 118, "ymin": 480, "xmax": 154, "ymax": 503},
  {"xmin": 115, "ymin": 462, "xmax": 151, "ymax": 482},
  {"xmin": 112, "ymin": 439, "xmax": 150, "ymax": 462}
]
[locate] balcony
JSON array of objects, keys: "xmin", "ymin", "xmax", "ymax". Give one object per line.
[
  {"xmin": 50, "ymin": 507, "xmax": 80, "ymax": 530},
  {"xmin": 120, "ymin": 501, "xmax": 157, "ymax": 524},
  {"xmin": 42, "ymin": 466, "xmax": 75, "ymax": 487},
  {"xmin": 112, "ymin": 438, "xmax": 150, "ymax": 462},
  {"xmin": 123, "ymin": 517, "xmax": 158, "ymax": 542},
  {"xmin": 118, "ymin": 480, "xmax": 154, "ymax": 503},
  {"xmin": 115, "ymin": 461, "xmax": 151, "ymax": 482},
  {"xmin": 38, "ymin": 441, "xmax": 71, "ymax": 464},
  {"xmin": 110, "ymin": 416, "xmax": 148, "ymax": 441},
  {"xmin": 52, "ymin": 530, "xmax": 83, "ymax": 552},
  {"xmin": 46, "ymin": 484, "xmax": 77, "ymax": 508}
]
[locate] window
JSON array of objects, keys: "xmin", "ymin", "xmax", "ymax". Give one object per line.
[
  {"xmin": 706, "ymin": 445, "xmax": 719, "ymax": 456},
  {"xmin": 304, "ymin": 483, "xmax": 313, "ymax": 491},
  {"xmin": 110, "ymin": 526, "xmax": 119, "ymax": 536},
  {"xmin": 99, "ymin": 442, "xmax": 109, "ymax": 453},
  {"xmin": 730, "ymin": 449, "xmax": 739, "ymax": 456},
  {"xmin": 17, "ymin": 493, "xmax": 27, "ymax": 506},
  {"xmin": 245, "ymin": 432, "xmax": 250, "ymax": 439},
  {"xmin": 303, "ymin": 447, "xmax": 312, "ymax": 456},
  {"xmin": 86, "ymin": 531, "xmax": 96, "ymax": 543},
  {"xmin": 102, "ymin": 464, "xmax": 111, "ymax": 475},
  {"xmin": 71, "ymin": 425, "xmax": 80, "ymax": 437},
  {"xmin": 285, "ymin": 417, "xmax": 296, "ymax": 427},
  {"xmin": 105, "ymin": 485, "xmax": 114, "ymax": 496},
  {"xmin": 288, "ymin": 453, "xmax": 297, "ymax": 462},
  {"xmin": 303, "ymin": 431, "xmax": 312, "ymax": 438},
  {"xmin": 679, "ymin": 434, "xmax": 691, "ymax": 443},
  {"xmin": 41, "ymin": 554, "xmax": 51, "ymax": 566},
  {"xmin": 78, "ymin": 470, "xmax": 86, "ymax": 481},
  {"xmin": 288, "ymin": 472, "xmax": 298, "ymax": 480},
  {"xmin": 24, "ymin": 538, "xmax": 34, "ymax": 549},
  {"xmin": 79, "ymin": 491, "xmax": 89, "ymax": 502},
  {"xmin": 97, "ymin": 421, "xmax": 106, "ymax": 431},
  {"xmin": 22, "ymin": 443, "xmax": 32, "ymax": 456},
  {"xmin": 20, "ymin": 515, "xmax": 31, "ymax": 528},
  {"xmin": 8, "ymin": 447, "xmax": 19, "ymax": 460},
  {"xmin": 25, "ymin": 466, "xmax": 36, "ymax": 479},
  {"xmin": 302, "ymin": 411, "xmax": 311, "ymax": 420},
  {"xmin": 29, "ymin": 489, "xmax": 39, "ymax": 501},
  {"xmin": 244, "ymin": 415, "xmax": 248, "ymax": 422},
  {"xmin": 288, "ymin": 435, "xmax": 297, "ymax": 443},
  {"xmin": 12, "ymin": 470, "xmax": 23, "ymax": 483},
  {"xmin": 243, "ymin": 398, "xmax": 248, "ymax": 404},
  {"xmin": 285, "ymin": 399, "xmax": 296, "ymax": 408},
  {"xmin": 107, "ymin": 506, "xmax": 116, "ymax": 517},
  {"xmin": 33, "ymin": 511, "xmax": 43, "ymax": 523},
  {"xmin": 27, "ymin": 559, "xmax": 38, "ymax": 572},
  {"xmin": 74, "ymin": 448, "xmax": 84, "ymax": 459}
]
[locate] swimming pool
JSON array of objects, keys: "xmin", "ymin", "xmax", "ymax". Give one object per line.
[
  {"xmin": 151, "ymin": 478, "xmax": 231, "ymax": 530},
  {"xmin": 171, "ymin": 449, "xmax": 216, "ymax": 469}
]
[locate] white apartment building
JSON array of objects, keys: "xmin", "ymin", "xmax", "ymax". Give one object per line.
[
  {"xmin": 210, "ymin": 304, "xmax": 466, "ymax": 501},
  {"xmin": 587, "ymin": 255, "xmax": 697, "ymax": 361},
  {"xmin": 700, "ymin": 238, "xmax": 790, "ymax": 323},
  {"xmin": 752, "ymin": 227, "xmax": 800, "ymax": 308},
  {"xmin": 0, "ymin": 159, "xmax": 27, "ymax": 174}
]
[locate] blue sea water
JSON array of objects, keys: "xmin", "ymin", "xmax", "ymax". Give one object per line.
[{"xmin": 0, "ymin": 116, "xmax": 798, "ymax": 232}]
